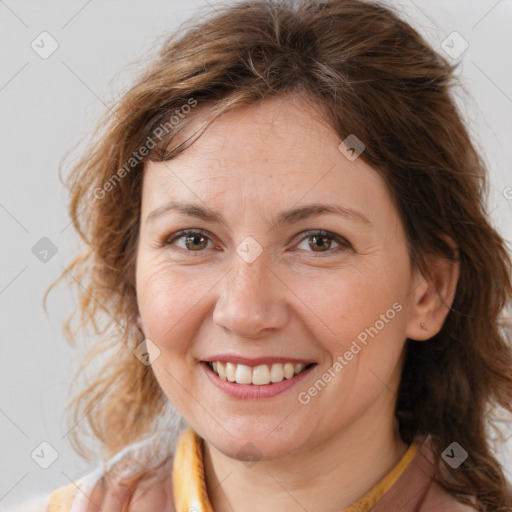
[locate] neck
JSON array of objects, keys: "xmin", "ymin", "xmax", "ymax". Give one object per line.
[{"xmin": 202, "ymin": 398, "xmax": 408, "ymax": 512}]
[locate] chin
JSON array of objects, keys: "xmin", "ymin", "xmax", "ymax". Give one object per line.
[{"xmin": 199, "ymin": 420, "xmax": 310, "ymax": 462}]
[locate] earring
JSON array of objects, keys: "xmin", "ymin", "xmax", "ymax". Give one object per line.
[{"xmin": 420, "ymin": 322, "xmax": 427, "ymax": 331}]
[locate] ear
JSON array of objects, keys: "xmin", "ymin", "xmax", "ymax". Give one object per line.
[{"xmin": 405, "ymin": 245, "xmax": 460, "ymax": 341}]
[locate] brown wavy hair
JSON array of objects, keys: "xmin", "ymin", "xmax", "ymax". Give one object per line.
[{"xmin": 46, "ymin": 0, "xmax": 512, "ymax": 509}]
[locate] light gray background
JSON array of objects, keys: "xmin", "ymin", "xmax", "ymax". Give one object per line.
[{"xmin": 1, "ymin": 0, "xmax": 511, "ymax": 507}]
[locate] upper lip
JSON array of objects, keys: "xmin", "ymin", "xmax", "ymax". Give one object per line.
[{"xmin": 202, "ymin": 355, "xmax": 316, "ymax": 366}]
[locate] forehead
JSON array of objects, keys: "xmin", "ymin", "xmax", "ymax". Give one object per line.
[
  {"xmin": 155, "ymin": 96, "xmax": 337, "ymax": 174},
  {"xmin": 140, "ymin": 96, "xmax": 395, "ymax": 227}
]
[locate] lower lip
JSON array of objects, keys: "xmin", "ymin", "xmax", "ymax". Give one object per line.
[{"xmin": 200, "ymin": 361, "xmax": 316, "ymax": 399}]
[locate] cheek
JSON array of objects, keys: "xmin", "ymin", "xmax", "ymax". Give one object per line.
[
  {"xmin": 298, "ymin": 263, "xmax": 406, "ymax": 348},
  {"xmin": 301, "ymin": 270, "xmax": 409, "ymax": 409},
  {"xmin": 135, "ymin": 257, "xmax": 219, "ymax": 352},
  {"xmin": 300, "ymin": 272, "xmax": 407, "ymax": 411}
]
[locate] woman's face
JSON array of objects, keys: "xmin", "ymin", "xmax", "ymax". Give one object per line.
[{"xmin": 136, "ymin": 96, "xmax": 420, "ymax": 460}]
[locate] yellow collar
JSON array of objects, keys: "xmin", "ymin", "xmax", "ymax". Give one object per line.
[{"xmin": 172, "ymin": 428, "xmax": 420, "ymax": 512}]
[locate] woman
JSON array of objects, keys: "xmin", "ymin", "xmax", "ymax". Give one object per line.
[{"xmin": 20, "ymin": 0, "xmax": 512, "ymax": 510}]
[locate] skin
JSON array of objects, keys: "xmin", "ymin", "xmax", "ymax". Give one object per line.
[{"xmin": 135, "ymin": 95, "xmax": 459, "ymax": 512}]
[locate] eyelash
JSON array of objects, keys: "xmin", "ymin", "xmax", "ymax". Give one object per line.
[{"xmin": 162, "ymin": 229, "xmax": 352, "ymax": 257}]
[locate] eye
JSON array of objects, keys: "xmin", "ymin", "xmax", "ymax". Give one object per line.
[
  {"xmin": 162, "ymin": 229, "xmax": 352, "ymax": 256},
  {"xmin": 164, "ymin": 230, "xmax": 214, "ymax": 251},
  {"xmin": 295, "ymin": 230, "xmax": 352, "ymax": 255}
]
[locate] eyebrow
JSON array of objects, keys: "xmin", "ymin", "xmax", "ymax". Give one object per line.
[{"xmin": 145, "ymin": 201, "xmax": 372, "ymax": 228}]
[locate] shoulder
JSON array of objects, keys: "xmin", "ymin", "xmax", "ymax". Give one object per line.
[
  {"xmin": 45, "ymin": 463, "xmax": 175, "ymax": 512},
  {"xmin": 410, "ymin": 437, "xmax": 481, "ymax": 512},
  {"xmin": 421, "ymin": 482, "xmax": 479, "ymax": 512},
  {"xmin": 415, "ymin": 438, "xmax": 480, "ymax": 512},
  {"xmin": 9, "ymin": 430, "xmax": 178, "ymax": 512},
  {"xmin": 375, "ymin": 435, "xmax": 481, "ymax": 512}
]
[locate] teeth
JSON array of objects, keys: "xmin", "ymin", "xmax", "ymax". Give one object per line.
[
  {"xmin": 217, "ymin": 362, "xmax": 227, "ymax": 380},
  {"xmin": 284, "ymin": 363, "xmax": 295, "ymax": 379},
  {"xmin": 235, "ymin": 364, "xmax": 253, "ymax": 384},
  {"xmin": 209, "ymin": 361, "xmax": 309, "ymax": 385},
  {"xmin": 226, "ymin": 362, "xmax": 236, "ymax": 382},
  {"xmin": 270, "ymin": 363, "xmax": 283, "ymax": 382},
  {"xmin": 252, "ymin": 364, "xmax": 270, "ymax": 385}
]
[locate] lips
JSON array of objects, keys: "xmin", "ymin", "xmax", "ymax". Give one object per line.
[{"xmin": 201, "ymin": 359, "xmax": 317, "ymax": 399}]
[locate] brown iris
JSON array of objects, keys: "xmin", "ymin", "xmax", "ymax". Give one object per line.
[
  {"xmin": 185, "ymin": 234, "xmax": 208, "ymax": 250},
  {"xmin": 309, "ymin": 234, "xmax": 332, "ymax": 252}
]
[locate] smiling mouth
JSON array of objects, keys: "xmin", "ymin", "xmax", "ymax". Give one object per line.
[{"xmin": 204, "ymin": 361, "xmax": 316, "ymax": 385}]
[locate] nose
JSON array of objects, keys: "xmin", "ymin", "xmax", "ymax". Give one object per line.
[{"xmin": 212, "ymin": 257, "xmax": 289, "ymax": 339}]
